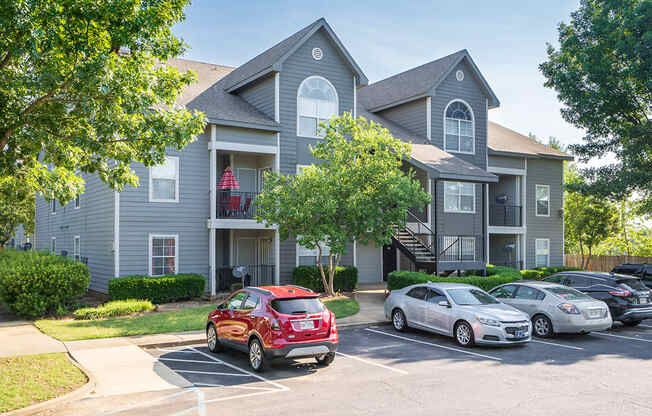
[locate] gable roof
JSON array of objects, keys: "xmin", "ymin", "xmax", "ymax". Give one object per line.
[
  {"xmin": 488, "ymin": 121, "xmax": 574, "ymax": 161},
  {"xmin": 167, "ymin": 58, "xmax": 279, "ymax": 131},
  {"xmin": 222, "ymin": 18, "xmax": 368, "ymax": 92},
  {"xmin": 358, "ymin": 49, "xmax": 500, "ymax": 112}
]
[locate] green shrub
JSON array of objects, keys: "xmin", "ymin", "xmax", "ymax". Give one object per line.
[
  {"xmin": 73, "ymin": 299, "xmax": 155, "ymax": 320},
  {"xmin": 520, "ymin": 269, "xmax": 545, "ymax": 280},
  {"xmin": 108, "ymin": 274, "xmax": 205, "ymax": 304},
  {"xmin": 230, "ymin": 282, "xmax": 243, "ymax": 292},
  {"xmin": 388, "ymin": 266, "xmax": 522, "ymax": 292},
  {"xmin": 0, "ymin": 251, "xmax": 90, "ymax": 318},
  {"xmin": 292, "ymin": 266, "xmax": 358, "ymax": 293},
  {"xmin": 535, "ymin": 266, "xmax": 582, "ymax": 276}
]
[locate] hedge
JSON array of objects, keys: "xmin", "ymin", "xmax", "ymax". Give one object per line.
[
  {"xmin": 0, "ymin": 251, "xmax": 90, "ymax": 317},
  {"xmin": 73, "ymin": 299, "xmax": 155, "ymax": 320},
  {"xmin": 387, "ymin": 265, "xmax": 522, "ymax": 292},
  {"xmin": 521, "ymin": 266, "xmax": 583, "ymax": 280},
  {"xmin": 108, "ymin": 274, "xmax": 205, "ymax": 304},
  {"xmin": 292, "ymin": 266, "xmax": 357, "ymax": 293}
]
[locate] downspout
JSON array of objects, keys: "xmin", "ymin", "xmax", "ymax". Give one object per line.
[
  {"xmin": 482, "ymin": 183, "xmax": 487, "ymax": 276},
  {"xmin": 433, "ymin": 180, "xmax": 439, "ymax": 277}
]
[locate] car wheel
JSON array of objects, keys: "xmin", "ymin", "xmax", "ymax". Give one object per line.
[
  {"xmin": 206, "ymin": 323, "xmax": 222, "ymax": 353},
  {"xmin": 532, "ymin": 315, "xmax": 553, "ymax": 338},
  {"xmin": 392, "ymin": 309, "xmax": 407, "ymax": 332},
  {"xmin": 454, "ymin": 321, "xmax": 475, "ymax": 347},
  {"xmin": 248, "ymin": 338, "xmax": 266, "ymax": 372},
  {"xmin": 623, "ymin": 320, "xmax": 641, "ymax": 327},
  {"xmin": 316, "ymin": 352, "xmax": 335, "ymax": 366}
]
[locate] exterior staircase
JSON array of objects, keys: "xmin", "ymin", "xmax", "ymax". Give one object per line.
[{"xmin": 392, "ymin": 212, "xmax": 437, "ymax": 273}]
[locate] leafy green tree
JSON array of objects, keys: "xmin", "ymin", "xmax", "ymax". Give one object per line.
[
  {"xmin": 256, "ymin": 114, "xmax": 430, "ymax": 296},
  {"xmin": 0, "ymin": 176, "xmax": 34, "ymax": 246},
  {"xmin": 0, "ymin": 0, "xmax": 206, "ymax": 203},
  {"xmin": 540, "ymin": 0, "xmax": 652, "ymax": 214}
]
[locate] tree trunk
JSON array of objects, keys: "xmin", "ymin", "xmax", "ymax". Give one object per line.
[
  {"xmin": 579, "ymin": 241, "xmax": 585, "ymax": 269},
  {"xmin": 585, "ymin": 246, "xmax": 592, "ymax": 270},
  {"xmin": 316, "ymin": 245, "xmax": 331, "ymax": 296},
  {"xmin": 328, "ymin": 253, "xmax": 340, "ymax": 296}
]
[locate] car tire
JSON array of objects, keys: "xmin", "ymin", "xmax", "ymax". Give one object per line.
[
  {"xmin": 316, "ymin": 352, "xmax": 335, "ymax": 366},
  {"xmin": 454, "ymin": 321, "xmax": 475, "ymax": 347},
  {"xmin": 206, "ymin": 323, "xmax": 222, "ymax": 353},
  {"xmin": 248, "ymin": 338, "xmax": 266, "ymax": 372},
  {"xmin": 392, "ymin": 309, "xmax": 408, "ymax": 332},
  {"xmin": 532, "ymin": 314, "xmax": 553, "ymax": 338},
  {"xmin": 623, "ymin": 320, "xmax": 641, "ymax": 327}
]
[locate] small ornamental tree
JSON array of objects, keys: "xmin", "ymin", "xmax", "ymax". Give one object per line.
[{"xmin": 256, "ymin": 114, "xmax": 430, "ymax": 296}]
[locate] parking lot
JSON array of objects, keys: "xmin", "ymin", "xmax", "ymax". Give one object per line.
[{"xmin": 48, "ymin": 321, "xmax": 652, "ymax": 416}]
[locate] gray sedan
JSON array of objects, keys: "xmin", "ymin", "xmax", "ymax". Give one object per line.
[
  {"xmin": 384, "ymin": 283, "xmax": 531, "ymax": 347},
  {"xmin": 489, "ymin": 281, "xmax": 612, "ymax": 338}
]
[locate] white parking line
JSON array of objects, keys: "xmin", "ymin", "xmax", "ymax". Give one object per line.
[
  {"xmin": 530, "ymin": 339, "xmax": 584, "ymax": 350},
  {"xmin": 192, "ymin": 383, "xmax": 276, "ymax": 391},
  {"xmin": 365, "ymin": 328, "xmax": 502, "ymax": 361},
  {"xmin": 365, "ymin": 344, "xmax": 403, "ymax": 352},
  {"xmin": 160, "ymin": 358, "xmax": 221, "ymax": 364},
  {"xmin": 335, "ymin": 351, "xmax": 408, "ymax": 375},
  {"xmin": 203, "ymin": 390, "xmax": 283, "ymax": 405},
  {"xmin": 594, "ymin": 332, "xmax": 652, "ymax": 343},
  {"xmin": 174, "ymin": 370, "xmax": 253, "ymax": 377},
  {"xmin": 157, "ymin": 348, "xmax": 198, "ymax": 354},
  {"xmin": 102, "ymin": 389, "xmax": 195, "ymax": 415}
]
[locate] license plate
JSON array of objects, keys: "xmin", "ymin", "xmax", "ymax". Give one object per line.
[
  {"xmin": 588, "ymin": 309, "xmax": 601, "ymax": 318},
  {"xmin": 298, "ymin": 320, "xmax": 314, "ymax": 330},
  {"xmin": 515, "ymin": 331, "xmax": 524, "ymax": 338},
  {"xmin": 640, "ymin": 297, "xmax": 648, "ymax": 305}
]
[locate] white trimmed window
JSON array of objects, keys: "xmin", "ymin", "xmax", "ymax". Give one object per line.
[
  {"xmin": 297, "ymin": 76, "xmax": 338, "ymax": 138},
  {"xmin": 535, "ymin": 239, "xmax": 550, "ymax": 267},
  {"xmin": 297, "ymin": 241, "xmax": 330, "ymax": 266},
  {"xmin": 536, "ymin": 184, "xmax": 550, "ymax": 216},
  {"xmin": 50, "ymin": 199, "xmax": 56, "ymax": 214},
  {"xmin": 73, "ymin": 236, "xmax": 81, "ymax": 262},
  {"xmin": 444, "ymin": 181, "xmax": 475, "ymax": 213},
  {"xmin": 444, "ymin": 100, "xmax": 474, "ymax": 154},
  {"xmin": 74, "ymin": 194, "xmax": 80, "ymax": 209},
  {"xmin": 50, "ymin": 237, "xmax": 56, "ymax": 254},
  {"xmin": 150, "ymin": 156, "xmax": 179, "ymax": 202},
  {"xmin": 149, "ymin": 234, "xmax": 178, "ymax": 276}
]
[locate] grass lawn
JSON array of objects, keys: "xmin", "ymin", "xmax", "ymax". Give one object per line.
[
  {"xmin": 35, "ymin": 305, "xmax": 215, "ymax": 341},
  {"xmin": 0, "ymin": 353, "xmax": 87, "ymax": 413},
  {"xmin": 323, "ymin": 298, "xmax": 360, "ymax": 319}
]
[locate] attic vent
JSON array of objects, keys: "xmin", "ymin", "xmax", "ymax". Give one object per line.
[
  {"xmin": 456, "ymin": 70, "xmax": 464, "ymax": 81},
  {"xmin": 312, "ymin": 47, "xmax": 323, "ymax": 61}
]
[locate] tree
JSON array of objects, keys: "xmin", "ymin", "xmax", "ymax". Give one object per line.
[
  {"xmin": 0, "ymin": 0, "xmax": 206, "ymax": 204},
  {"xmin": 256, "ymin": 114, "xmax": 430, "ymax": 296},
  {"xmin": 0, "ymin": 176, "xmax": 34, "ymax": 246},
  {"xmin": 540, "ymin": 0, "xmax": 652, "ymax": 214},
  {"xmin": 564, "ymin": 165, "xmax": 619, "ymax": 268}
]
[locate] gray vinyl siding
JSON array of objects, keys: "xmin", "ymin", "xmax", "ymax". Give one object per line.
[
  {"xmin": 238, "ymin": 74, "xmax": 276, "ymax": 120},
  {"xmin": 430, "ymin": 59, "xmax": 488, "ymax": 170},
  {"xmin": 118, "ymin": 128, "xmax": 210, "ymax": 284},
  {"xmin": 277, "ymin": 27, "xmax": 355, "ymax": 283},
  {"xmin": 215, "ymin": 125, "xmax": 276, "ymax": 148},
  {"xmin": 488, "ymin": 155, "xmax": 525, "ymax": 170},
  {"xmin": 377, "ymin": 98, "xmax": 428, "ymax": 140},
  {"xmin": 34, "ymin": 173, "xmax": 115, "ymax": 292},
  {"xmin": 525, "ymin": 158, "xmax": 564, "ymax": 268},
  {"xmin": 489, "ymin": 174, "xmax": 518, "ymax": 208}
]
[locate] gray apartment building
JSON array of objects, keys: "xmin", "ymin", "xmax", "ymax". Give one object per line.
[{"xmin": 33, "ymin": 18, "xmax": 572, "ymax": 295}]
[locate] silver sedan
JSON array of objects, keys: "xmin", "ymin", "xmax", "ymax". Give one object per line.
[
  {"xmin": 384, "ymin": 283, "xmax": 531, "ymax": 347},
  {"xmin": 489, "ymin": 281, "xmax": 612, "ymax": 338}
]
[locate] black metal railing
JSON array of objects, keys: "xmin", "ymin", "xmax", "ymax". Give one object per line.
[
  {"xmin": 490, "ymin": 261, "xmax": 523, "ymax": 270},
  {"xmin": 216, "ymin": 264, "xmax": 275, "ymax": 291},
  {"xmin": 489, "ymin": 204, "xmax": 522, "ymax": 227},
  {"xmin": 437, "ymin": 235, "xmax": 483, "ymax": 263},
  {"xmin": 403, "ymin": 211, "xmax": 436, "ymax": 257},
  {"xmin": 216, "ymin": 190, "xmax": 259, "ymax": 219}
]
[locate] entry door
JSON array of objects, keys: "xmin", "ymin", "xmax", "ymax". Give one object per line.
[
  {"xmin": 357, "ymin": 242, "xmax": 382, "ymax": 283},
  {"xmin": 258, "ymin": 238, "xmax": 273, "ymax": 265},
  {"xmin": 236, "ymin": 238, "xmax": 256, "ymax": 265},
  {"xmin": 237, "ymin": 168, "xmax": 257, "ymax": 193}
]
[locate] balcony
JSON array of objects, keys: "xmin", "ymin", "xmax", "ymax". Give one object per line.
[
  {"xmin": 217, "ymin": 190, "xmax": 259, "ymax": 219},
  {"xmin": 489, "ymin": 204, "xmax": 522, "ymax": 227}
]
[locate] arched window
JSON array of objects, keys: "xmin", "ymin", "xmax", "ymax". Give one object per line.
[
  {"xmin": 297, "ymin": 76, "xmax": 338, "ymax": 138},
  {"xmin": 444, "ymin": 100, "xmax": 474, "ymax": 154}
]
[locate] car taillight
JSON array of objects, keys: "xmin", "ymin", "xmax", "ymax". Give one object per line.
[
  {"xmin": 384, "ymin": 290, "xmax": 390, "ymax": 299},
  {"xmin": 557, "ymin": 303, "xmax": 580, "ymax": 314},
  {"xmin": 330, "ymin": 312, "xmax": 337, "ymax": 330},
  {"xmin": 609, "ymin": 289, "xmax": 631, "ymax": 297}
]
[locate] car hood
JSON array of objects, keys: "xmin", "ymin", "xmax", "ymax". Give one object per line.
[{"xmin": 458, "ymin": 303, "xmax": 528, "ymax": 321}]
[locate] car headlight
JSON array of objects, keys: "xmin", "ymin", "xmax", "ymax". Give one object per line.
[
  {"xmin": 557, "ymin": 303, "xmax": 580, "ymax": 314},
  {"xmin": 477, "ymin": 316, "xmax": 501, "ymax": 327}
]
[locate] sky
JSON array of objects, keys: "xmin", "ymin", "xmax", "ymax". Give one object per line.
[{"xmin": 172, "ymin": 0, "xmax": 586, "ymax": 153}]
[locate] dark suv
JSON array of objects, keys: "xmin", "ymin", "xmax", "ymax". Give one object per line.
[
  {"xmin": 545, "ymin": 271, "xmax": 652, "ymax": 326},
  {"xmin": 611, "ymin": 264, "xmax": 652, "ymax": 289}
]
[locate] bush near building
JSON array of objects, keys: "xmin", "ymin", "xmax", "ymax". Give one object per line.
[
  {"xmin": 388, "ymin": 265, "xmax": 522, "ymax": 292},
  {"xmin": 292, "ymin": 266, "xmax": 358, "ymax": 293},
  {"xmin": 108, "ymin": 274, "xmax": 205, "ymax": 304}
]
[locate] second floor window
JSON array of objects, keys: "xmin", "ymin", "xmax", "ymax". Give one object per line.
[
  {"xmin": 445, "ymin": 100, "xmax": 474, "ymax": 154},
  {"xmin": 150, "ymin": 156, "xmax": 179, "ymax": 202},
  {"xmin": 51, "ymin": 199, "xmax": 56, "ymax": 214},
  {"xmin": 536, "ymin": 184, "xmax": 550, "ymax": 216},
  {"xmin": 444, "ymin": 181, "xmax": 475, "ymax": 213},
  {"xmin": 297, "ymin": 76, "xmax": 338, "ymax": 138},
  {"xmin": 74, "ymin": 194, "xmax": 80, "ymax": 209}
]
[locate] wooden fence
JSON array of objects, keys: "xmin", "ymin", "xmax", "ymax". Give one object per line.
[{"xmin": 565, "ymin": 254, "xmax": 652, "ymax": 272}]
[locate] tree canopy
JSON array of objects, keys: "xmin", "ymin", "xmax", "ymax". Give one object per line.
[
  {"xmin": 540, "ymin": 0, "xmax": 651, "ymax": 214},
  {"xmin": 0, "ymin": 0, "xmax": 206, "ymax": 204},
  {"xmin": 0, "ymin": 177, "xmax": 34, "ymax": 246},
  {"xmin": 256, "ymin": 114, "xmax": 430, "ymax": 295}
]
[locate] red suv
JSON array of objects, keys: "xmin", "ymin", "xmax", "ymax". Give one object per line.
[{"xmin": 206, "ymin": 285, "xmax": 338, "ymax": 371}]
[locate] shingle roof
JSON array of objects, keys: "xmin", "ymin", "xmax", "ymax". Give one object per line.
[
  {"xmin": 166, "ymin": 58, "xmax": 279, "ymax": 130},
  {"xmin": 488, "ymin": 121, "xmax": 573, "ymax": 161},
  {"xmin": 358, "ymin": 50, "xmax": 499, "ymax": 111}
]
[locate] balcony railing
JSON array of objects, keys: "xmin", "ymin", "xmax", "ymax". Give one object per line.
[
  {"xmin": 437, "ymin": 235, "xmax": 483, "ymax": 263},
  {"xmin": 216, "ymin": 190, "xmax": 259, "ymax": 219},
  {"xmin": 489, "ymin": 204, "xmax": 522, "ymax": 227},
  {"xmin": 217, "ymin": 264, "xmax": 275, "ymax": 291}
]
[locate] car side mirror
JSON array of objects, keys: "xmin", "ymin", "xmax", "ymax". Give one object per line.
[
  {"xmin": 438, "ymin": 300, "xmax": 451, "ymax": 308},
  {"xmin": 216, "ymin": 303, "xmax": 226, "ymax": 310}
]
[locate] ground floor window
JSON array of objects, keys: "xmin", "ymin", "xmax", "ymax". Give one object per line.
[
  {"xmin": 50, "ymin": 237, "xmax": 56, "ymax": 254},
  {"xmin": 535, "ymin": 238, "xmax": 550, "ymax": 267},
  {"xmin": 297, "ymin": 240, "xmax": 330, "ymax": 266},
  {"xmin": 150, "ymin": 234, "xmax": 177, "ymax": 276},
  {"xmin": 73, "ymin": 236, "xmax": 81, "ymax": 262}
]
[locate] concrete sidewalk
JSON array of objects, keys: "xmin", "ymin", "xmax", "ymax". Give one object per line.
[
  {"xmin": 337, "ymin": 284, "xmax": 388, "ymax": 327},
  {"xmin": 0, "ymin": 325, "xmax": 67, "ymax": 358}
]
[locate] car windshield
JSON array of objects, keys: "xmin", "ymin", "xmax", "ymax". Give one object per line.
[
  {"xmin": 617, "ymin": 278, "xmax": 648, "ymax": 291},
  {"xmin": 270, "ymin": 297, "xmax": 323, "ymax": 315},
  {"xmin": 547, "ymin": 287, "xmax": 591, "ymax": 300},
  {"xmin": 447, "ymin": 289, "xmax": 499, "ymax": 305}
]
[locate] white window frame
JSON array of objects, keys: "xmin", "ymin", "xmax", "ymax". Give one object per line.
[
  {"xmin": 443, "ymin": 99, "xmax": 475, "ymax": 155},
  {"xmin": 74, "ymin": 194, "xmax": 80, "ymax": 209},
  {"xmin": 50, "ymin": 237, "xmax": 56, "ymax": 254},
  {"xmin": 148, "ymin": 233, "xmax": 178, "ymax": 276},
  {"xmin": 73, "ymin": 235, "xmax": 81, "ymax": 262},
  {"xmin": 149, "ymin": 156, "xmax": 180, "ymax": 203},
  {"xmin": 535, "ymin": 238, "xmax": 550, "ymax": 267},
  {"xmin": 50, "ymin": 199, "xmax": 56, "ymax": 214},
  {"xmin": 535, "ymin": 184, "xmax": 550, "ymax": 217},
  {"xmin": 443, "ymin": 181, "xmax": 476, "ymax": 214},
  {"xmin": 296, "ymin": 75, "xmax": 339, "ymax": 139},
  {"xmin": 296, "ymin": 164, "xmax": 312, "ymax": 175}
]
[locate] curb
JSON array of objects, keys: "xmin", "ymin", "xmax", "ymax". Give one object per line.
[
  {"xmin": 2, "ymin": 353, "xmax": 96, "ymax": 416},
  {"xmin": 338, "ymin": 321, "xmax": 390, "ymax": 330}
]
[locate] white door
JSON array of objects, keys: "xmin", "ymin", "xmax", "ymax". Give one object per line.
[{"xmin": 357, "ymin": 242, "xmax": 382, "ymax": 283}]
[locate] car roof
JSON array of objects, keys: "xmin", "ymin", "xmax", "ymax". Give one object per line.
[
  {"xmin": 423, "ymin": 282, "xmax": 476, "ymax": 290},
  {"xmin": 255, "ymin": 285, "xmax": 317, "ymax": 298},
  {"xmin": 553, "ymin": 271, "xmax": 641, "ymax": 280},
  {"xmin": 512, "ymin": 280, "xmax": 559, "ymax": 287}
]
